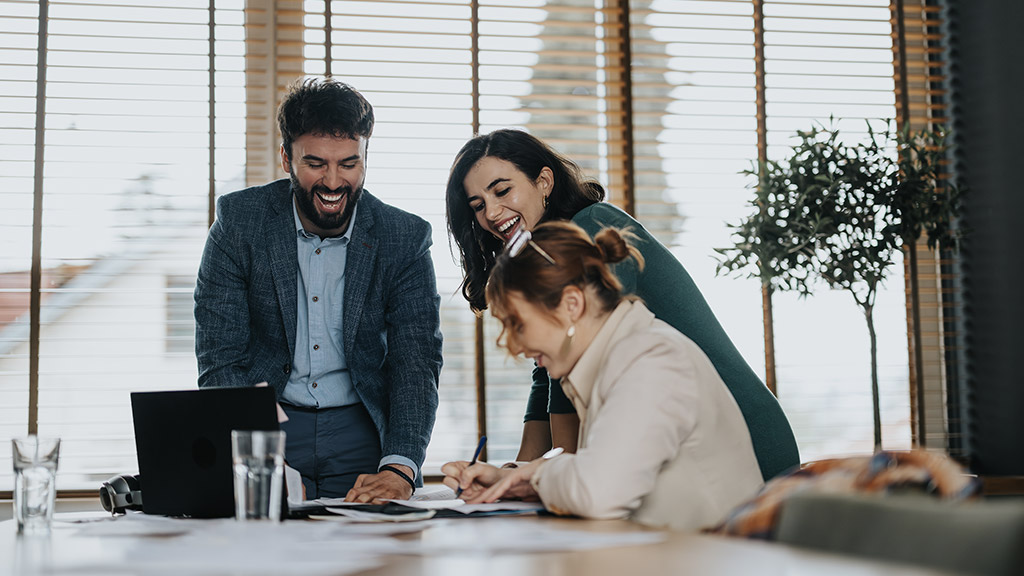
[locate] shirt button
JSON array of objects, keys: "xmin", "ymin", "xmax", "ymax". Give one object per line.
[
  {"xmin": 315, "ymin": 248, "xmax": 321, "ymax": 255},
  {"xmin": 312, "ymin": 296, "xmax": 318, "ymax": 302},
  {"xmin": 311, "ymin": 382, "xmax": 318, "ymax": 389},
  {"xmin": 282, "ymin": 363, "xmax": 290, "ymax": 374},
  {"xmin": 313, "ymin": 344, "xmax": 319, "ymax": 351}
]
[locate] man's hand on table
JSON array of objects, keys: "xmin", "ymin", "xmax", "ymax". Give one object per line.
[{"xmin": 345, "ymin": 464, "xmax": 415, "ymax": 503}]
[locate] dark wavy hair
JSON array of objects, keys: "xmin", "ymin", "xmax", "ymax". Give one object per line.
[
  {"xmin": 486, "ymin": 221, "xmax": 644, "ymax": 355},
  {"xmin": 277, "ymin": 77, "xmax": 375, "ymax": 161},
  {"xmin": 446, "ymin": 129, "xmax": 605, "ymax": 313}
]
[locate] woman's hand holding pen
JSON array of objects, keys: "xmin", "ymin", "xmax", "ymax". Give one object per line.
[
  {"xmin": 442, "ymin": 444, "xmax": 563, "ymax": 503},
  {"xmin": 442, "ymin": 460, "xmax": 501, "ymax": 500},
  {"xmin": 441, "ymin": 460, "xmax": 540, "ymax": 503}
]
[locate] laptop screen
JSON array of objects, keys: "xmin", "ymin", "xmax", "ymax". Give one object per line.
[{"xmin": 130, "ymin": 387, "xmax": 279, "ymax": 518}]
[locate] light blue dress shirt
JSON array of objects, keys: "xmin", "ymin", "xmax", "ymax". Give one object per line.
[
  {"xmin": 282, "ymin": 202, "xmax": 359, "ymax": 408},
  {"xmin": 282, "ymin": 200, "xmax": 419, "ymax": 478}
]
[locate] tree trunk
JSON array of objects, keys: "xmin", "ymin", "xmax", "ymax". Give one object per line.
[
  {"xmin": 866, "ymin": 304, "xmax": 882, "ymax": 452},
  {"xmin": 762, "ymin": 283, "xmax": 777, "ymax": 396}
]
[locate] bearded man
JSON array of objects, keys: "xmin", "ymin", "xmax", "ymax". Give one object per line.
[{"xmin": 194, "ymin": 78, "xmax": 442, "ymax": 502}]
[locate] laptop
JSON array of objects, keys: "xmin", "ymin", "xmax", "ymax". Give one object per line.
[{"xmin": 130, "ymin": 387, "xmax": 280, "ymax": 518}]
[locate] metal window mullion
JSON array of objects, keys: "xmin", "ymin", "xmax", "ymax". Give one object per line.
[{"xmin": 29, "ymin": 0, "xmax": 51, "ymax": 436}]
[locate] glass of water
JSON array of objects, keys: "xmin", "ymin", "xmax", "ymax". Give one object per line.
[
  {"xmin": 12, "ymin": 436, "xmax": 61, "ymax": 536},
  {"xmin": 231, "ymin": 430, "xmax": 286, "ymax": 522}
]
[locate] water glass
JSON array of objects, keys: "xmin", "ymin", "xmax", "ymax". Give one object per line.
[
  {"xmin": 12, "ymin": 436, "xmax": 61, "ymax": 536},
  {"xmin": 231, "ymin": 430, "xmax": 286, "ymax": 522}
]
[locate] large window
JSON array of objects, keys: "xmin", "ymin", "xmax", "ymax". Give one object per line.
[
  {"xmin": 1, "ymin": 0, "xmax": 952, "ymax": 491},
  {"xmin": 0, "ymin": 0, "xmax": 245, "ymax": 490}
]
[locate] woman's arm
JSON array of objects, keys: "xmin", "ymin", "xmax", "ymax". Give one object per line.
[
  {"xmin": 518, "ymin": 366, "xmax": 581, "ymax": 460},
  {"xmin": 516, "ymin": 412, "xmax": 579, "ymax": 462},
  {"xmin": 549, "ymin": 413, "xmax": 579, "ymax": 454},
  {"xmin": 516, "ymin": 420, "xmax": 553, "ymax": 462}
]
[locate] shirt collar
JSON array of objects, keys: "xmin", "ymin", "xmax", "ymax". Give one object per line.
[
  {"xmin": 563, "ymin": 299, "xmax": 639, "ymax": 411},
  {"xmin": 292, "ymin": 197, "xmax": 359, "ymax": 242}
]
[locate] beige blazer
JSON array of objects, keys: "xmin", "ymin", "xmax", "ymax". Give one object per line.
[{"xmin": 531, "ymin": 300, "xmax": 764, "ymax": 531}]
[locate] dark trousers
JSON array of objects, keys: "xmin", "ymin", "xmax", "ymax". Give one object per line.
[{"xmin": 279, "ymin": 402, "xmax": 381, "ymax": 499}]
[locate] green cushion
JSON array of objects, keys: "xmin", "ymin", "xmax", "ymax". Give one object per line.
[{"xmin": 776, "ymin": 492, "xmax": 1024, "ymax": 576}]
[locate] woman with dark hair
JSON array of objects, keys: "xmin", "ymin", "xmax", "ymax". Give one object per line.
[
  {"xmin": 442, "ymin": 222, "xmax": 764, "ymax": 530},
  {"xmin": 446, "ymin": 129, "xmax": 799, "ymax": 482}
]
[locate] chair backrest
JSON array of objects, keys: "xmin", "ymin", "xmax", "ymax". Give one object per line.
[{"xmin": 775, "ymin": 492, "xmax": 1024, "ymax": 576}]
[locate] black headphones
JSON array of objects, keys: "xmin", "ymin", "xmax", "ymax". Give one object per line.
[{"xmin": 99, "ymin": 474, "xmax": 144, "ymax": 515}]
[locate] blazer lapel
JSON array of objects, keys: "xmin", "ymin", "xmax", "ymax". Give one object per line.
[
  {"xmin": 267, "ymin": 182, "xmax": 298, "ymax": 355},
  {"xmin": 343, "ymin": 193, "xmax": 377, "ymax": 356}
]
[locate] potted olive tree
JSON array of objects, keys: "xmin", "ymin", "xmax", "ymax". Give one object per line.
[{"xmin": 717, "ymin": 121, "xmax": 964, "ymax": 451}]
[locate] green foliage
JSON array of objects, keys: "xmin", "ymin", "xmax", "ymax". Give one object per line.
[
  {"xmin": 888, "ymin": 123, "xmax": 966, "ymax": 251},
  {"xmin": 717, "ymin": 120, "xmax": 965, "ymax": 305}
]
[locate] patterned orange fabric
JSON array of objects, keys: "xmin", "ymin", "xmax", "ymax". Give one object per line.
[{"xmin": 707, "ymin": 450, "xmax": 981, "ymax": 539}]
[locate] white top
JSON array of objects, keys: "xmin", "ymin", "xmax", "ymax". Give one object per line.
[{"xmin": 531, "ymin": 300, "xmax": 764, "ymax": 531}]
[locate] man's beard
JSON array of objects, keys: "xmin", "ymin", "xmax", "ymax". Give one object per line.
[{"xmin": 290, "ymin": 171, "xmax": 363, "ymax": 235}]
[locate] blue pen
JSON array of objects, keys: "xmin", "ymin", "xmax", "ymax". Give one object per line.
[{"xmin": 456, "ymin": 435, "xmax": 487, "ymax": 498}]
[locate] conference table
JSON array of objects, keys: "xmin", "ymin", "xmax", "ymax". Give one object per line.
[{"xmin": 3, "ymin": 509, "xmax": 953, "ymax": 576}]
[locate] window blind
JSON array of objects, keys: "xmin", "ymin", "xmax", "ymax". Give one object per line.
[
  {"xmin": 0, "ymin": 0, "xmax": 37, "ymax": 490},
  {"xmin": 253, "ymin": 0, "xmax": 944, "ymax": 468},
  {"xmin": 894, "ymin": 0, "xmax": 960, "ymax": 455},
  {"xmin": 0, "ymin": 0, "xmax": 963, "ymax": 491},
  {"xmin": 760, "ymin": 0, "xmax": 907, "ymax": 459},
  {"xmin": 305, "ymin": 0, "xmax": 481, "ymax": 468},
  {"xmin": 476, "ymin": 0, "xmax": 629, "ymax": 463},
  {"xmin": 631, "ymin": 0, "xmax": 915, "ymax": 461},
  {"xmin": 628, "ymin": 0, "xmax": 765, "ymax": 414},
  {"xmin": 0, "ymin": 0, "xmax": 246, "ymax": 490}
]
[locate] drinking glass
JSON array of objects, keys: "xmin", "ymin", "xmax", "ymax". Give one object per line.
[
  {"xmin": 12, "ymin": 436, "xmax": 61, "ymax": 536},
  {"xmin": 231, "ymin": 430, "xmax": 286, "ymax": 522}
]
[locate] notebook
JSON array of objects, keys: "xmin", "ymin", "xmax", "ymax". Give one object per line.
[{"xmin": 130, "ymin": 386, "xmax": 280, "ymax": 518}]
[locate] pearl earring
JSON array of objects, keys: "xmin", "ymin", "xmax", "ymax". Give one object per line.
[{"xmin": 561, "ymin": 323, "xmax": 577, "ymax": 355}]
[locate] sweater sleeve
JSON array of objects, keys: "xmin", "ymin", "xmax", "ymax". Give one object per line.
[{"xmin": 524, "ymin": 364, "xmax": 552, "ymax": 422}]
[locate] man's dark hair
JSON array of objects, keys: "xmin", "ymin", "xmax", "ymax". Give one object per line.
[{"xmin": 277, "ymin": 77, "xmax": 375, "ymax": 161}]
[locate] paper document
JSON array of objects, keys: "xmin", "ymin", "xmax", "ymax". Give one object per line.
[
  {"xmin": 389, "ymin": 485, "xmax": 544, "ymax": 514},
  {"xmin": 285, "ymin": 464, "xmax": 303, "ymax": 505},
  {"xmin": 387, "ymin": 497, "xmax": 543, "ymax": 514},
  {"xmin": 452, "ymin": 501, "xmax": 545, "ymax": 514},
  {"xmin": 291, "ymin": 484, "xmax": 542, "ymax": 518},
  {"xmin": 308, "ymin": 498, "xmax": 366, "ymax": 507},
  {"xmin": 293, "ymin": 485, "xmax": 453, "ymax": 509},
  {"xmin": 324, "ymin": 507, "xmax": 436, "ymax": 522},
  {"xmin": 410, "ymin": 484, "xmax": 457, "ymax": 501}
]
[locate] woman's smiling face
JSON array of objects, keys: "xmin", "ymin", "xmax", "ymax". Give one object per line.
[
  {"xmin": 496, "ymin": 291, "xmax": 580, "ymax": 380},
  {"xmin": 463, "ymin": 156, "xmax": 552, "ymax": 244}
]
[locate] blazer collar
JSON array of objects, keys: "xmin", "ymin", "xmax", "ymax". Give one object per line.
[
  {"xmin": 342, "ymin": 191, "xmax": 378, "ymax": 354},
  {"xmin": 267, "ymin": 179, "xmax": 299, "ymax": 354}
]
